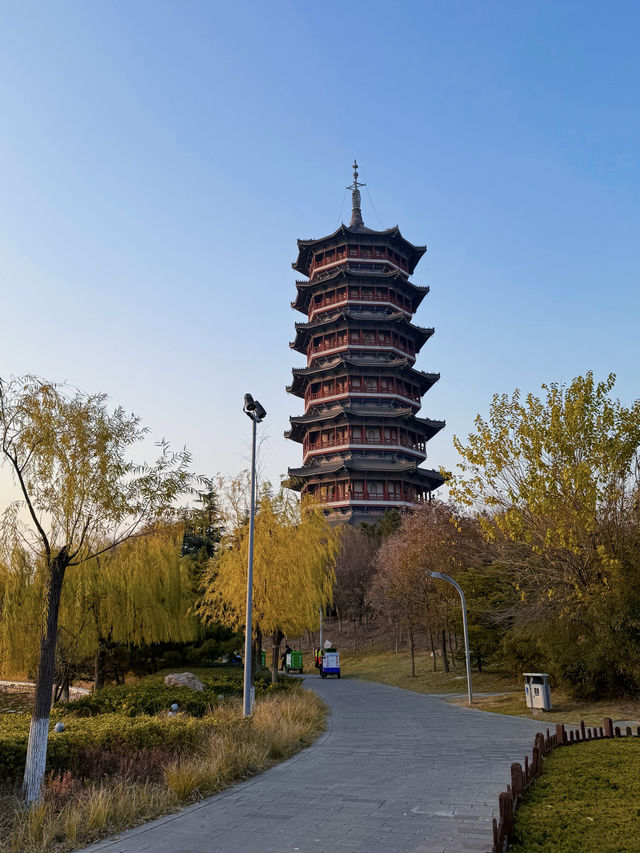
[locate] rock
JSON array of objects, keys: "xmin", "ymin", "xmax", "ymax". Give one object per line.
[
  {"xmin": 163, "ymin": 672, "xmax": 204, "ymax": 692},
  {"xmin": 54, "ymin": 722, "xmax": 65, "ymax": 733}
]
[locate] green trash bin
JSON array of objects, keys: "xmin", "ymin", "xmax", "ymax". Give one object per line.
[
  {"xmin": 260, "ymin": 649, "xmax": 266, "ymax": 668},
  {"xmin": 285, "ymin": 651, "xmax": 303, "ymax": 673}
]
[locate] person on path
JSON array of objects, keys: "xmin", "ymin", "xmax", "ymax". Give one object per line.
[{"xmin": 280, "ymin": 644, "xmax": 292, "ymax": 671}]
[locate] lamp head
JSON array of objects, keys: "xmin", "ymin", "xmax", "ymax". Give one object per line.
[{"xmin": 243, "ymin": 393, "xmax": 267, "ymax": 422}]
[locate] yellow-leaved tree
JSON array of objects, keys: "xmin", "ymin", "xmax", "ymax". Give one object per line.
[
  {"xmin": 198, "ymin": 491, "xmax": 338, "ymax": 682},
  {"xmin": 0, "ymin": 525, "xmax": 198, "ymax": 694},
  {"xmin": 0, "ymin": 376, "xmax": 194, "ymax": 803}
]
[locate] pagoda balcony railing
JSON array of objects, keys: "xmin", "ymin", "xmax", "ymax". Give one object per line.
[
  {"xmin": 310, "ymin": 487, "xmax": 418, "ymax": 504},
  {"xmin": 309, "ymin": 291, "xmax": 411, "ymax": 319},
  {"xmin": 303, "ymin": 437, "xmax": 426, "ymax": 457},
  {"xmin": 309, "ymin": 249, "xmax": 408, "ymax": 278},
  {"xmin": 308, "ymin": 341, "xmax": 416, "ymax": 361},
  {"xmin": 304, "ymin": 386, "xmax": 421, "ymax": 406},
  {"xmin": 303, "ymin": 435, "xmax": 425, "ymax": 451}
]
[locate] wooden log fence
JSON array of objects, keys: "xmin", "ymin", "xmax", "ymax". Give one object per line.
[{"xmin": 491, "ymin": 718, "xmax": 640, "ymax": 853}]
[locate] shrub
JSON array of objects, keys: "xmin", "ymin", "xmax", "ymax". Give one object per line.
[
  {"xmin": 0, "ymin": 713, "xmax": 222, "ymax": 784},
  {"xmin": 58, "ymin": 669, "xmax": 298, "ymax": 718}
]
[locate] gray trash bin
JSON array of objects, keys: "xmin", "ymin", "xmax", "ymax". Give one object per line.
[{"xmin": 523, "ymin": 673, "xmax": 552, "ymax": 710}]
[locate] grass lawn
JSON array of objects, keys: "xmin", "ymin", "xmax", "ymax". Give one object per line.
[
  {"xmin": 449, "ymin": 691, "xmax": 640, "ymax": 727},
  {"xmin": 334, "ymin": 648, "xmax": 640, "ymax": 726},
  {"xmin": 336, "ymin": 648, "xmax": 521, "ymax": 694},
  {"xmin": 510, "ymin": 739, "xmax": 640, "ymax": 852}
]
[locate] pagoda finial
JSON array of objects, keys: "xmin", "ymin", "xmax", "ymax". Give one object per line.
[{"xmin": 346, "ymin": 159, "xmax": 366, "ymax": 227}]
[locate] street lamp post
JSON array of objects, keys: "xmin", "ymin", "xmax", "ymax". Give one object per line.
[
  {"xmin": 242, "ymin": 393, "xmax": 267, "ymax": 718},
  {"xmin": 427, "ymin": 571, "xmax": 473, "ymax": 706}
]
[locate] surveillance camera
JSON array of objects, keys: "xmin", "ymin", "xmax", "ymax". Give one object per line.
[
  {"xmin": 244, "ymin": 393, "xmax": 256, "ymax": 411},
  {"xmin": 254, "ymin": 401, "xmax": 267, "ymax": 420}
]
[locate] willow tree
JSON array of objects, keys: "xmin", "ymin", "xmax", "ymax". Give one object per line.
[
  {"xmin": 62, "ymin": 524, "xmax": 198, "ymax": 689},
  {"xmin": 0, "ymin": 376, "xmax": 193, "ymax": 803},
  {"xmin": 199, "ymin": 492, "xmax": 338, "ymax": 682}
]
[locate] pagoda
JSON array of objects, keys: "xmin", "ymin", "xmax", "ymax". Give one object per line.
[{"xmin": 285, "ymin": 162, "xmax": 444, "ymax": 524}]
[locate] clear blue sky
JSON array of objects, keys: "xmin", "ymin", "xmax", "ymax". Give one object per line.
[{"xmin": 1, "ymin": 1, "xmax": 639, "ymax": 498}]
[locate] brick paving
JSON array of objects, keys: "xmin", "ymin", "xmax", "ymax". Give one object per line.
[{"xmin": 82, "ymin": 675, "xmax": 544, "ymax": 853}]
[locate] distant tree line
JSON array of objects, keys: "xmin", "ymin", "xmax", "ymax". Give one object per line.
[{"xmin": 331, "ymin": 372, "xmax": 640, "ymax": 700}]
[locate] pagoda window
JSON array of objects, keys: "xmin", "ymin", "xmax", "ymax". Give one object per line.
[
  {"xmin": 366, "ymin": 427, "xmax": 380, "ymax": 442},
  {"xmin": 352, "ymin": 426, "xmax": 363, "ymax": 441},
  {"xmin": 362, "ymin": 287, "xmax": 373, "ymax": 298},
  {"xmin": 361, "ymin": 247, "xmax": 371, "ymax": 258},
  {"xmin": 363, "ymin": 332, "xmax": 375, "ymax": 344},
  {"xmin": 388, "ymin": 482, "xmax": 401, "ymax": 499},
  {"xmin": 368, "ymin": 481, "xmax": 383, "ymax": 497},
  {"xmin": 326, "ymin": 249, "xmax": 335, "ymax": 262},
  {"xmin": 350, "ymin": 377, "xmax": 361, "ymax": 388},
  {"xmin": 364, "ymin": 377, "xmax": 377, "ymax": 391},
  {"xmin": 349, "ymin": 330, "xmax": 360, "ymax": 342},
  {"xmin": 338, "ymin": 287, "xmax": 347, "ymax": 298},
  {"xmin": 374, "ymin": 247, "xmax": 384, "ymax": 258},
  {"xmin": 348, "ymin": 246, "xmax": 358, "ymax": 257}
]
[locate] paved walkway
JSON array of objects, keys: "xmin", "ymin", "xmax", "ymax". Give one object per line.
[{"xmin": 83, "ymin": 676, "xmax": 545, "ymax": 853}]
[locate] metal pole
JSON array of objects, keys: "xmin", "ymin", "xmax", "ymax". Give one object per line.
[
  {"xmin": 242, "ymin": 417, "xmax": 257, "ymax": 717},
  {"xmin": 428, "ymin": 571, "xmax": 473, "ymax": 705}
]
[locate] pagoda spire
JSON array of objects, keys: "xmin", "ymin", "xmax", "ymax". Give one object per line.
[{"xmin": 347, "ymin": 160, "xmax": 366, "ymax": 228}]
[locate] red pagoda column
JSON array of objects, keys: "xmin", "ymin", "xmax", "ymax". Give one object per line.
[{"xmin": 285, "ymin": 162, "xmax": 444, "ymax": 524}]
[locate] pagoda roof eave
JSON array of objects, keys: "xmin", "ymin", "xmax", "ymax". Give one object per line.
[
  {"xmin": 292, "ymin": 223, "xmax": 426, "ymax": 276},
  {"xmin": 294, "ymin": 267, "xmax": 429, "ymax": 292},
  {"xmin": 287, "ymin": 359, "xmax": 440, "ymax": 396},
  {"xmin": 287, "ymin": 459, "xmax": 445, "ymax": 490},
  {"xmin": 291, "ymin": 310, "xmax": 435, "ymax": 352},
  {"xmin": 291, "ymin": 269, "xmax": 429, "ymax": 314}
]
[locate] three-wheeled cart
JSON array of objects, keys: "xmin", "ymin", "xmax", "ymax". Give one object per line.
[
  {"xmin": 321, "ymin": 648, "xmax": 340, "ymax": 679},
  {"xmin": 285, "ymin": 650, "xmax": 304, "ymax": 673}
]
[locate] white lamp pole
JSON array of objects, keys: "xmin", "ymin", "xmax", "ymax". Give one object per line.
[
  {"xmin": 428, "ymin": 571, "xmax": 473, "ymax": 706},
  {"xmin": 242, "ymin": 393, "xmax": 266, "ymax": 718}
]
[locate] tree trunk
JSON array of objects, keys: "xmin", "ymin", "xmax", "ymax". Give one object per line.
[
  {"xmin": 252, "ymin": 625, "xmax": 262, "ymax": 686},
  {"xmin": 409, "ymin": 627, "xmax": 416, "ymax": 677},
  {"xmin": 271, "ymin": 629, "xmax": 284, "ymax": 684},
  {"xmin": 429, "ymin": 629, "xmax": 437, "ymax": 671},
  {"xmin": 59, "ymin": 670, "xmax": 70, "ymax": 703},
  {"xmin": 440, "ymin": 629, "xmax": 450, "ymax": 673},
  {"xmin": 22, "ymin": 549, "xmax": 69, "ymax": 803},
  {"xmin": 448, "ymin": 630, "xmax": 456, "ymax": 669},
  {"xmin": 94, "ymin": 639, "xmax": 107, "ymax": 691}
]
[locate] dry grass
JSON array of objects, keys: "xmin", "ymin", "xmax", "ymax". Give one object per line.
[
  {"xmin": 339, "ymin": 647, "xmax": 521, "ymax": 695},
  {"xmin": 449, "ymin": 691, "xmax": 640, "ymax": 727},
  {"xmin": 336, "ymin": 648, "xmax": 640, "ymax": 726},
  {"xmin": 0, "ymin": 690, "xmax": 326, "ymax": 853}
]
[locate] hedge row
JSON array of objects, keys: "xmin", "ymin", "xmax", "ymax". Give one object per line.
[
  {"xmin": 58, "ymin": 671, "xmax": 297, "ymax": 718},
  {"xmin": 0, "ymin": 713, "xmax": 223, "ymax": 783}
]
